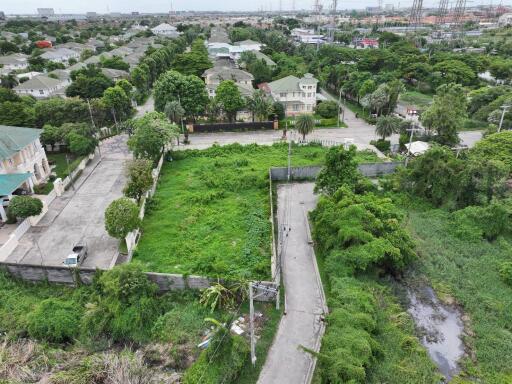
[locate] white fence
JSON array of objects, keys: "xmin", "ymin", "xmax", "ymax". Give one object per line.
[
  {"xmin": 124, "ymin": 154, "xmax": 165, "ymax": 260},
  {"xmin": 0, "ymin": 219, "xmax": 30, "ymax": 262}
]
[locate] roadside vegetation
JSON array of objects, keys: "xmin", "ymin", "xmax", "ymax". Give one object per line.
[
  {"xmin": 134, "ymin": 142, "xmax": 378, "ymax": 279},
  {"xmin": 0, "ymin": 264, "xmax": 276, "ymax": 383},
  {"xmin": 311, "ymin": 133, "xmax": 512, "ymax": 382},
  {"xmin": 310, "ymin": 146, "xmax": 439, "ymax": 383}
]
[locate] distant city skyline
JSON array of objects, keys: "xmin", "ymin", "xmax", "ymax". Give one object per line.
[{"xmin": 4, "ymin": 0, "xmax": 510, "ymax": 14}]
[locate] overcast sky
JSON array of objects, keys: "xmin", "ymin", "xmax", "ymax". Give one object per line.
[{"xmin": 5, "ymin": 0, "xmax": 498, "ymax": 14}]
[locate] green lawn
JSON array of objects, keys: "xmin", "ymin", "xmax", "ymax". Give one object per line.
[
  {"xmin": 404, "ymin": 203, "xmax": 512, "ymax": 383},
  {"xmin": 400, "ymin": 91, "xmax": 433, "ymax": 108},
  {"xmin": 134, "ymin": 143, "xmax": 379, "ymax": 280},
  {"xmin": 46, "ymin": 153, "xmax": 84, "ymax": 179}
]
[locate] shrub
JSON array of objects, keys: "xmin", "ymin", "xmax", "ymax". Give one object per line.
[
  {"xmin": 8, "ymin": 195, "xmax": 43, "ymax": 219},
  {"xmin": 316, "ymin": 100, "xmax": 338, "ymax": 118},
  {"xmin": 499, "ymin": 262, "xmax": 512, "ymax": 286},
  {"xmin": 183, "ymin": 326, "xmax": 249, "ymax": 384},
  {"xmin": 370, "ymin": 139, "xmax": 391, "ymax": 152},
  {"xmin": 81, "ymin": 264, "xmax": 160, "ymax": 342},
  {"xmin": 104, "ymin": 197, "xmax": 141, "ymax": 239},
  {"xmin": 27, "ymin": 298, "xmax": 81, "ymax": 343},
  {"xmin": 451, "ymin": 202, "xmax": 510, "ymax": 241},
  {"xmin": 67, "ymin": 131, "xmax": 97, "ymax": 155},
  {"xmin": 315, "ymin": 145, "xmax": 360, "ymax": 196}
]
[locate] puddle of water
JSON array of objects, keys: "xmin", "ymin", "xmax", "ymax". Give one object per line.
[{"xmin": 407, "ymin": 286, "xmax": 465, "ymax": 381}]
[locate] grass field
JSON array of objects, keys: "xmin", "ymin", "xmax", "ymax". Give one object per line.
[
  {"xmin": 400, "ymin": 91, "xmax": 433, "ymax": 108},
  {"xmin": 134, "ymin": 143, "xmax": 379, "ymax": 280},
  {"xmin": 404, "ymin": 203, "xmax": 512, "ymax": 383},
  {"xmin": 46, "ymin": 153, "xmax": 84, "ymax": 178}
]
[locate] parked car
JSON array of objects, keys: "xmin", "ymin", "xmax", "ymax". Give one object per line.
[
  {"xmin": 63, "ymin": 242, "xmax": 88, "ymax": 267},
  {"xmin": 0, "ymin": 196, "xmax": 10, "ymax": 207}
]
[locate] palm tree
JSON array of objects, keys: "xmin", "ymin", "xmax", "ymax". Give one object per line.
[
  {"xmin": 295, "ymin": 114, "xmax": 315, "ymax": 141},
  {"xmin": 164, "ymin": 100, "xmax": 184, "ymax": 124},
  {"xmin": 0, "ymin": 74, "xmax": 18, "ymax": 89},
  {"xmin": 247, "ymin": 90, "xmax": 273, "ymax": 122},
  {"xmin": 164, "ymin": 100, "xmax": 185, "ymax": 142},
  {"xmin": 375, "ymin": 116, "xmax": 400, "ymax": 140}
]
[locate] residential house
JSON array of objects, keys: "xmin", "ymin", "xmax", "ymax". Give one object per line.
[
  {"xmin": 251, "ymin": 51, "xmax": 276, "ymax": 67},
  {"xmin": 40, "ymin": 48, "xmax": 80, "ymax": 65},
  {"xmin": 151, "ymin": 23, "xmax": 181, "ymax": 38},
  {"xmin": 265, "ymin": 73, "xmax": 319, "ymax": 116},
  {"xmin": 291, "ymin": 28, "xmax": 326, "ymax": 44},
  {"xmin": 13, "ymin": 75, "xmax": 68, "ymax": 99},
  {"xmin": 0, "ymin": 53, "xmax": 29, "ymax": 72},
  {"xmin": 58, "ymin": 42, "xmax": 96, "ymax": 54},
  {"xmin": 101, "ymin": 68, "xmax": 130, "ymax": 81},
  {"xmin": 203, "ymin": 65, "xmax": 255, "ymax": 121},
  {"xmin": 207, "ymin": 41, "xmax": 262, "ymax": 61},
  {"xmin": 233, "ymin": 39, "xmax": 264, "ymax": 51},
  {"xmin": 203, "ymin": 66, "xmax": 254, "ymax": 98},
  {"xmin": 0, "ymin": 125, "xmax": 50, "ymax": 221},
  {"xmin": 498, "ymin": 13, "xmax": 512, "ymax": 26}
]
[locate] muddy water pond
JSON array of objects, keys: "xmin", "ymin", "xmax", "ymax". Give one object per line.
[{"xmin": 407, "ymin": 285, "xmax": 465, "ymax": 381}]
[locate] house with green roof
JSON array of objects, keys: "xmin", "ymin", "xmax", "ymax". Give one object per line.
[
  {"xmin": 0, "ymin": 125, "xmax": 50, "ymax": 220},
  {"xmin": 265, "ymin": 73, "xmax": 320, "ymax": 116}
]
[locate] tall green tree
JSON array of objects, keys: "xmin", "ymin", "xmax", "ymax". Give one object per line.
[
  {"xmin": 314, "ymin": 145, "xmax": 360, "ymax": 195},
  {"xmin": 215, "ymin": 80, "xmax": 246, "ymax": 123},
  {"xmin": 172, "ymin": 38, "xmax": 211, "ymax": 77},
  {"xmin": 153, "ymin": 70, "xmax": 208, "ymax": 121},
  {"xmin": 421, "ymin": 83, "xmax": 467, "ymax": 146},
  {"xmin": 123, "ymin": 159, "xmax": 154, "ymax": 204},
  {"xmin": 246, "ymin": 90, "xmax": 273, "ymax": 122},
  {"xmin": 127, "ymin": 112, "xmax": 179, "ymax": 161}
]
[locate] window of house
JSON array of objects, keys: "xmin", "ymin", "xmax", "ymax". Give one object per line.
[
  {"xmin": 280, "ymin": 92, "xmax": 287, "ymax": 98},
  {"xmin": 39, "ymin": 90, "xmax": 44, "ymax": 95},
  {"xmin": 293, "ymin": 104, "xmax": 300, "ymax": 111}
]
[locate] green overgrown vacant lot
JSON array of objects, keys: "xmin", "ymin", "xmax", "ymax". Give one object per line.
[
  {"xmin": 399, "ymin": 91, "xmax": 433, "ymax": 108},
  {"xmin": 134, "ymin": 143, "xmax": 378, "ymax": 279},
  {"xmin": 405, "ymin": 203, "xmax": 512, "ymax": 383}
]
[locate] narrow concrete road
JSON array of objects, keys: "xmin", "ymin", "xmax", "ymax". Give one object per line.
[
  {"xmin": 179, "ymin": 107, "xmax": 482, "ymax": 151},
  {"xmin": 258, "ymin": 183, "xmax": 327, "ymax": 384},
  {"xmin": 135, "ymin": 95, "xmax": 154, "ymax": 117},
  {"xmin": 7, "ymin": 135, "xmax": 132, "ymax": 269}
]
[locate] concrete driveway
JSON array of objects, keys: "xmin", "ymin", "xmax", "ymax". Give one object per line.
[
  {"xmin": 180, "ymin": 108, "xmax": 482, "ymax": 151},
  {"xmin": 258, "ymin": 183, "xmax": 326, "ymax": 384},
  {"xmin": 7, "ymin": 135, "xmax": 132, "ymax": 269},
  {"xmin": 135, "ymin": 95, "xmax": 154, "ymax": 118}
]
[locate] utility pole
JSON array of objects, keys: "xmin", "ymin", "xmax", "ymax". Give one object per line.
[
  {"xmin": 337, "ymin": 88, "xmax": 342, "ymax": 128},
  {"xmin": 404, "ymin": 124, "xmax": 423, "ymax": 166},
  {"xmin": 498, "ymin": 105, "xmax": 510, "ymax": 132},
  {"xmin": 287, "ymin": 135, "xmax": 292, "ymax": 181},
  {"xmin": 86, "ymin": 98, "xmax": 96, "ymax": 131},
  {"xmin": 66, "ymin": 154, "xmax": 76, "ymax": 191},
  {"xmin": 249, "ymin": 282, "xmax": 256, "ymax": 366}
]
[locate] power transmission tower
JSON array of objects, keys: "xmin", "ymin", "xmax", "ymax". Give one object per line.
[
  {"xmin": 409, "ymin": 0, "xmax": 424, "ymax": 29},
  {"xmin": 436, "ymin": 0, "xmax": 449, "ymax": 25},
  {"xmin": 331, "ymin": 0, "xmax": 338, "ymax": 14},
  {"xmin": 452, "ymin": 0, "xmax": 467, "ymax": 39}
]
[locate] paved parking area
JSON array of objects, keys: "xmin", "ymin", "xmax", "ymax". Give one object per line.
[{"xmin": 7, "ymin": 135, "xmax": 132, "ymax": 269}]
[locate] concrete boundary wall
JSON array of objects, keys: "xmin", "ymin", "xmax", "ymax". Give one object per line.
[
  {"xmin": 0, "ymin": 262, "xmax": 276, "ymax": 302},
  {"xmin": 269, "ymin": 162, "xmax": 404, "ymax": 181}
]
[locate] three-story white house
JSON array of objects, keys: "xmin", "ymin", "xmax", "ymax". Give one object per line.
[{"xmin": 266, "ymin": 73, "xmax": 319, "ymax": 116}]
